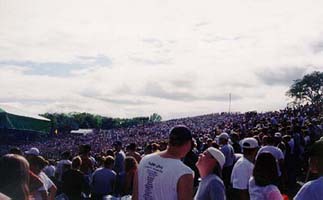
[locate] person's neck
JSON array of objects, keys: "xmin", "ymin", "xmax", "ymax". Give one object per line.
[
  {"xmin": 159, "ymin": 148, "xmax": 183, "ymax": 159},
  {"xmin": 244, "ymin": 154, "xmax": 255, "ymax": 163},
  {"xmin": 198, "ymin": 168, "xmax": 213, "ymax": 179}
]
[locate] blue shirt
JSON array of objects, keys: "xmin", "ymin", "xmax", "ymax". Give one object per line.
[
  {"xmin": 195, "ymin": 174, "xmax": 226, "ymax": 200},
  {"xmin": 114, "ymin": 150, "xmax": 126, "ymax": 174},
  {"xmin": 221, "ymin": 144, "xmax": 235, "ymax": 167},
  {"xmin": 91, "ymin": 167, "xmax": 116, "ymax": 195},
  {"xmin": 294, "ymin": 177, "xmax": 323, "ymax": 200}
]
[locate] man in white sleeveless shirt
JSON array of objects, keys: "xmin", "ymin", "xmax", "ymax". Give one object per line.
[{"xmin": 133, "ymin": 125, "xmax": 194, "ymax": 200}]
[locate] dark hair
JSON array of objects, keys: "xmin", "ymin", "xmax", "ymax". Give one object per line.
[
  {"xmin": 28, "ymin": 156, "xmax": 49, "ymax": 173},
  {"xmin": 104, "ymin": 156, "xmax": 115, "ymax": 168},
  {"xmin": 309, "ymin": 139, "xmax": 323, "ymax": 173},
  {"xmin": 127, "ymin": 143, "xmax": 137, "ymax": 151},
  {"xmin": 9, "ymin": 147, "xmax": 23, "ymax": 155},
  {"xmin": 144, "ymin": 144, "xmax": 152, "ymax": 154},
  {"xmin": 61, "ymin": 151, "xmax": 71, "ymax": 159},
  {"xmin": 253, "ymin": 152, "xmax": 279, "ymax": 186},
  {"xmin": 106, "ymin": 149, "xmax": 114, "ymax": 157},
  {"xmin": 0, "ymin": 154, "xmax": 30, "ymax": 200},
  {"xmin": 169, "ymin": 125, "xmax": 192, "ymax": 146},
  {"xmin": 125, "ymin": 156, "xmax": 138, "ymax": 172},
  {"xmin": 72, "ymin": 156, "xmax": 82, "ymax": 169},
  {"xmin": 79, "ymin": 144, "xmax": 91, "ymax": 154},
  {"xmin": 266, "ymin": 136, "xmax": 274, "ymax": 145},
  {"xmin": 151, "ymin": 143, "xmax": 160, "ymax": 152},
  {"xmin": 211, "ymin": 141, "xmax": 219, "ymax": 149}
]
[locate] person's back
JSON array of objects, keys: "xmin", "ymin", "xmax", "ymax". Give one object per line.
[
  {"xmin": 113, "ymin": 141, "xmax": 126, "ymax": 196},
  {"xmin": 56, "ymin": 159, "xmax": 72, "ymax": 181},
  {"xmin": 221, "ymin": 143, "xmax": 235, "ymax": 167},
  {"xmin": 133, "ymin": 125, "xmax": 194, "ymax": 200},
  {"xmin": 91, "ymin": 167, "xmax": 116, "ymax": 195},
  {"xmin": 91, "ymin": 156, "xmax": 116, "ymax": 200},
  {"xmin": 249, "ymin": 153, "xmax": 282, "ymax": 200},
  {"xmin": 114, "ymin": 150, "xmax": 126, "ymax": 174},
  {"xmin": 249, "ymin": 177, "xmax": 282, "ymax": 200},
  {"xmin": 231, "ymin": 157, "xmax": 254, "ymax": 189},
  {"xmin": 62, "ymin": 156, "xmax": 85, "ymax": 200},
  {"xmin": 231, "ymin": 138, "xmax": 259, "ymax": 200},
  {"xmin": 127, "ymin": 151, "xmax": 142, "ymax": 164},
  {"xmin": 138, "ymin": 153, "xmax": 193, "ymax": 200},
  {"xmin": 80, "ymin": 154, "xmax": 93, "ymax": 175},
  {"xmin": 62, "ymin": 169, "xmax": 85, "ymax": 200},
  {"xmin": 257, "ymin": 145, "xmax": 284, "ymax": 176},
  {"xmin": 43, "ymin": 163, "xmax": 56, "ymax": 180},
  {"xmin": 56, "ymin": 151, "xmax": 72, "ymax": 182},
  {"xmin": 126, "ymin": 143, "xmax": 142, "ymax": 163}
]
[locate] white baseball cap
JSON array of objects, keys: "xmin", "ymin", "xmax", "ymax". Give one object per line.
[
  {"xmin": 274, "ymin": 132, "xmax": 282, "ymax": 138},
  {"xmin": 24, "ymin": 147, "xmax": 40, "ymax": 156},
  {"xmin": 207, "ymin": 147, "xmax": 225, "ymax": 169},
  {"xmin": 242, "ymin": 138, "xmax": 259, "ymax": 149}
]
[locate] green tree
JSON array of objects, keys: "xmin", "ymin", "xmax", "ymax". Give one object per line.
[
  {"xmin": 149, "ymin": 113, "xmax": 162, "ymax": 122},
  {"xmin": 286, "ymin": 71, "xmax": 323, "ymax": 105}
]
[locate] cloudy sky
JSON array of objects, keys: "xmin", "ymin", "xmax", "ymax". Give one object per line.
[{"xmin": 0, "ymin": 0, "xmax": 322, "ymax": 120}]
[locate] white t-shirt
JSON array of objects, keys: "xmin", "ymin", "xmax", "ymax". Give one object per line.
[
  {"xmin": 43, "ymin": 165, "xmax": 56, "ymax": 177},
  {"xmin": 294, "ymin": 177, "xmax": 323, "ymax": 200},
  {"xmin": 248, "ymin": 177, "xmax": 282, "ymax": 200},
  {"xmin": 56, "ymin": 159, "xmax": 72, "ymax": 181},
  {"xmin": 256, "ymin": 145, "xmax": 284, "ymax": 176},
  {"xmin": 30, "ymin": 172, "xmax": 55, "ymax": 200},
  {"xmin": 0, "ymin": 193, "xmax": 10, "ymax": 200},
  {"xmin": 231, "ymin": 157, "xmax": 254, "ymax": 190},
  {"xmin": 138, "ymin": 153, "xmax": 193, "ymax": 200}
]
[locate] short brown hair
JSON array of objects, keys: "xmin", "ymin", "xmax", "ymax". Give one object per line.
[
  {"xmin": 125, "ymin": 156, "xmax": 138, "ymax": 172},
  {"xmin": 72, "ymin": 156, "xmax": 82, "ymax": 169},
  {"xmin": 104, "ymin": 156, "xmax": 115, "ymax": 168}
]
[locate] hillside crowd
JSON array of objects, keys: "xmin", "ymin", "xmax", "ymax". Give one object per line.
[{"xmin": 0, "ymin": 103, "xmax": 322, "ymax": 200}]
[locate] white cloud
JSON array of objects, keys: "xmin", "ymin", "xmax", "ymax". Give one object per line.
[{"xmin": 0, "ymin": 0, "xmax": 323, "ymax": 119}]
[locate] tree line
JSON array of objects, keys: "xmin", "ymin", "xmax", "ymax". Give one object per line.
[
  {"xmin": 40, "ymin": 112, "xmax": 162, "ymax": 134},
  {"xmin": 287, "ymin": 71, "xmax": 322, "ymax": 105}
]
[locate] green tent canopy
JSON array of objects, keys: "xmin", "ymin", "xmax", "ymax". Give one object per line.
[{"xmin": 0, "ymin": 106, "xmax": 51, "ymax": 134}]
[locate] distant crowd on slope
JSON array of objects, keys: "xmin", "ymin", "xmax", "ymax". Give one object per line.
[{"xmin": 0, "ymin": 103, "xmax": 322, "ymax": 200}]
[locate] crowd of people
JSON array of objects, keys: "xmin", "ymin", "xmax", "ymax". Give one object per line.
[{"xmin": 0, "ymin": 103, "xmax": 322, "ymax": 200}]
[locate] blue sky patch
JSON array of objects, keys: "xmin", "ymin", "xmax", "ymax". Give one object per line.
[{"xmin": 0, "ymin": 54, "xmax": 112, "ymax": 77}]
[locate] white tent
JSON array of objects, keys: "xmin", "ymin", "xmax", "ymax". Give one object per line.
[{"xmin": 70, "ymin": 129, "xmax": 93, "ymax": 136}]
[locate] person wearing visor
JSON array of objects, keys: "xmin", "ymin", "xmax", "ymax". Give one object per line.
[{"xmin": 195, "ymin": 147, "xmax": 226, "ymax": 200}]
